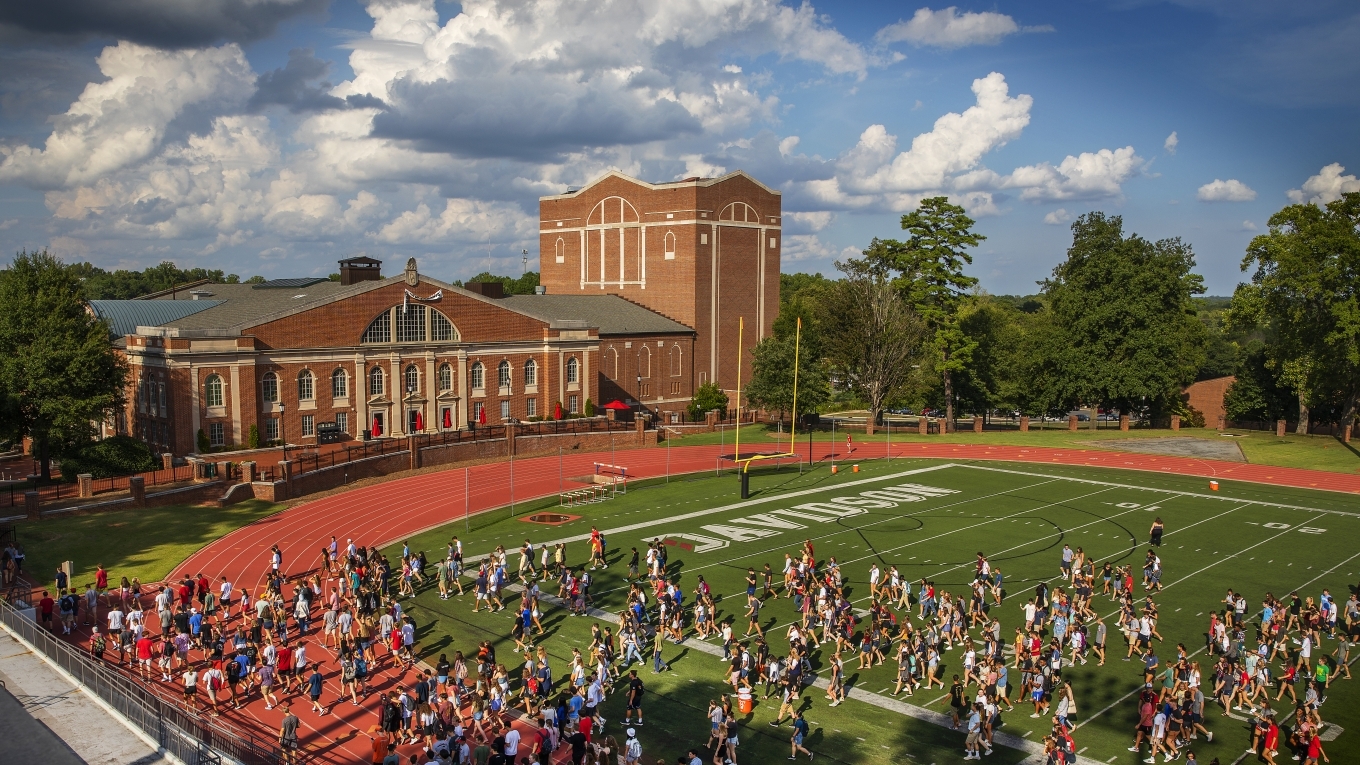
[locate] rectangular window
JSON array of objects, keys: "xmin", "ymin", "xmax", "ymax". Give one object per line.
[
  {"xmin": 671, "ymin": 382, "xmax": 681, "ymax": 395},
  {"xmin": 641, "ymin": 383, "xmax": 650, "ymax": 397},
  {"xmin": 265, "ymin": 418, "xmax": 280, "ymax": 441},
  {"xmin": 208, "ymin": 422, "xmax": 224, "ymax": 447},
  {"xmin": 332, "ymin": 371, "xmax": 347, "ymax": 399},
  {"xmin": 526, "ymin": 398, "xmax": 536, "ymax": 417},
  {"xmin": 769, "ymin": 237, "xmax": 777, "ymax": 248},
  {"xmin": 700, "ymin": 233, "xmax": 708, "ymax": 244},
  {"xmin": 396, "ymin": 304, "xmax": 427, "ymax": 342},
  {"xmin": 569, "ymin": 395, "xmax": 579, "ymax": 414},
  {"xmin": 335, "ymin": 412, "xmax": 349, "ymax": 434},
  {"xmin": 301, "ymin": 414, "xmax": 315, "ymax": 437},
  {"xmin": 298, "ymin": 373, "xmax": 314, "ymax": 401},
  {"xmin": 158, "ymin": 383, "xmax": 166, "ymax": 412},
  {"xmin": 500, "ymin": 400, "xmax": 510, "ymax": 420}
]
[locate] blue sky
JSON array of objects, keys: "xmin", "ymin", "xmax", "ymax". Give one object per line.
[{"xmin": 1, "ymin": 0, "xmax": 1356, "ymax": 294}]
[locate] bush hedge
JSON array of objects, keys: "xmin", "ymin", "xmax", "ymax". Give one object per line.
[{"xmin": 58, "ymin": 436, "xmax": 158, "ymax": 481}]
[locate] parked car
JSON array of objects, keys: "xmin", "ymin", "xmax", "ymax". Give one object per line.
[{"xmin": 1067, "ymin": 411, "xmax": 1090, "ymax": 421}]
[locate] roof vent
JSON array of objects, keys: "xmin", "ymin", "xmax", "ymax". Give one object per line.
[
  {"xmin": 534, "ymin": 285, "xmax": 546, "ymax": 295},
  {"xmin": 189, "ymin": 290, "xmax": 214, "ymax": 300}
]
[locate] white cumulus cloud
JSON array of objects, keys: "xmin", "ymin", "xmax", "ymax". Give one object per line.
[
  {"xmin": 875, "ymin": 7, "xmax": 1051, "ymax": 49},
  {"xmin": 1197, "ymin": 178, "xmax": 1257, "ymax": 202},
  {"xmin": 1003, "ymin": 146, "xmax": 1144, "ymax": 202},
  {"xmin": 1287, "ymin": 163, "xmax": 1360, "ymax": 204},
  {"xmin": 1164, "ymin": 131, "xmax": 1178, "ymax": 155},
  {"xmin": 1043, "ymin": 208, "xmax": 1072, "ymax": 225}
]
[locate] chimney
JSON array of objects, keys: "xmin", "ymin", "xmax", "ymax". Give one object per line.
[
  {"xmin": 465, "ymin": 281, "xmax": 504, "ymax": 299},
  {"xmin": 338, "ymin": 256, "xmax": 383, "ymax": 286}
]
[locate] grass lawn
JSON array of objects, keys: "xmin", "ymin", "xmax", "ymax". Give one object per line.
[
  {"xmin": 11, "ymin": 499, "xmax": 282, "ymax": 589},
  {"xmin": 665, "ymin": 420, "xmax": 1360, "ymax": 473},
  {"xmin": 385, "ymin": 457, "xmax": 1360, "ymax": 765}
]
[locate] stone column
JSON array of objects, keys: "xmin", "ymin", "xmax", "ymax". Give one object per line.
[
  {"xmin": 1068, "ymin": 415, "xmax": 1079, "ymax": 431},
  {"xmin": 77, "ymin": 474, "xmax": 93, "ymax": 499},
  {"xmin": 129, "ymin": 476, "xmax": 146, "ymax": 507},
  {"xmin": 1119, "ymin": 415, "xmax": 1130, "ymax": 431},
  {"xmin": 24, "ymin": 491, "xmax": 40, "ymax": 520},
  {"xmin": 1276, "ymin": 419, "xmax": 1286, "ymax": 437},
  {"xmin": 1019, "ymin": 416, "xmax": 1029, "ymax": 432},
  {"xmin": 972, "ymin": 416, "xmax": 983, "ymax": 433},
  {"xmin": 1170, "ymin": 415, "xmax": 1181, "ymax": 431}
]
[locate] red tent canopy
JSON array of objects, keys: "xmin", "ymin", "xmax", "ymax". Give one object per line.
[{"xmin": 602, "ymin": 400, "xmax": 631, "ymax": 411}]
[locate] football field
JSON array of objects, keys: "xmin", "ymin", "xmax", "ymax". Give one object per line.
[{"xmin": 389, "ymin": 457, "xmax": 1360, "ymax": 765}]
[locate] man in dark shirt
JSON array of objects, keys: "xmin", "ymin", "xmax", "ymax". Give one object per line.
[
  {"xmin": 566, "ymin": 725, "xmax": 588, "ymax": 765},
  {"xmin": 279, "ymin": 703, "xmax": 300, "ymax": 764},
  {"xmin": 624, "ymin": 670, "xmax": 644, "ymax": 726}
]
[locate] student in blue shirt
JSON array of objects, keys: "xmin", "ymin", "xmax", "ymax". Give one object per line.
[{"xmin": 790, "ymin": 709, "xmax": 813, "ymax": 760}]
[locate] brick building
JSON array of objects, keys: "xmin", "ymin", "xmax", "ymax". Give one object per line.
[
  {"xmin": 92, "ymin": 257, "xmax": 694, "ymax": 456},
  {"xmin": 539, "ymin": 170, "xmax": 781, "ymax": 394}
]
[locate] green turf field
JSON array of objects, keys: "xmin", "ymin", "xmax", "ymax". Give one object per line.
[{"xmin": 384, "ymin": 458, "xmax": 1359, "ymax": 765}]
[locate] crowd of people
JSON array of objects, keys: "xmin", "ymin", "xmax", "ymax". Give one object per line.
[{"xmin": 21, "ymin": 511, "xmax": 1357, "ymax": 765}]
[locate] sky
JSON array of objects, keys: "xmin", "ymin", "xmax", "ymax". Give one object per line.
[{"xmin": 1, "ymin": 1, "xmax": 1358, "ymax": 295}]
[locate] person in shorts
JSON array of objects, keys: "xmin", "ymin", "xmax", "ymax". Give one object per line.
[
  {"xmin": 182, "ymin": 665, "xmax": 199, "ymax": 710},
  {"xmin": 279, "ymin": 702, "xmax": 300, "ymax": 764}
]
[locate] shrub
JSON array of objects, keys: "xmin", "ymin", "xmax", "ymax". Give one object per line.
[
  {"xmin": 248, "ymin": 424, "xmax": 260, "ymax": 449},
  {"xmin": 197, "ymin": 429, "xmax": 211, "ymax": 454},
  {"xmin": 584, "ymin": 398, "xmax": 596, "ymax": 417},
  {"xmin": 57, "ymin": 436, "xmax": 157, "ymax": 481}
]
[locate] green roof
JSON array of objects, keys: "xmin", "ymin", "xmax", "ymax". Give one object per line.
[{"xmin": 89, "ymin": 299, "xmax": 221, "ymax": 337}]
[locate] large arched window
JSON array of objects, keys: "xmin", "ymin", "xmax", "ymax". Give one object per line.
[
  {"xmin": 471, "ymin": 362, "xmax": 485, "ymax": 390},
  {"xmin": 332, "ymin": 369, "xmax": 348, "ymax": 399},
  {"xmin": 368, "ymin": 366, "xmax": 385, "ymax": 397},
  {"xmin": 297, "ymin": 370, "xmax": 314, "ymax": 401},
  {"xmin": 438, "ymin": 363, "xmax": 453, "ymax": 391},
  {"xmin": 431, "ymin": 311, "xmax": 455, "ymax": 341},
  {"xmin": 404, "ymin": 365, "xmax": 420, "ymax": 395},
  {"xmin": 205, "ymin": 374, "xmax": 224, "ymax": 408},
  {"xmin": 523, "ymin": 359, "xmax": 537, "ymax": 387},
  {"xmin": 362, "ymin": 312, "xmax": 391, "ymax": 343},
  {"xmin": 397, "ymin": 304, "xmax": 426, "ymax": 342},
  {"xmin": 566, "ymin": 357, "xmax": 579, "ymax": 384},
  {"xmin": 497, "ymin": 360, "xmax": 511, "ymax": 389},
  {"xmin": 670, "ymin": 345, "xmax": 682, "ymax": 377},
  {"xmin": 261, "ymin": 372, "xmax": 279, "ymax": 403}
]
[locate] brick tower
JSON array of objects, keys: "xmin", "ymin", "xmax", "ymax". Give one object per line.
[{"xmin": 538, "ymin": 171, "xmax": 781, "ymax": 397}]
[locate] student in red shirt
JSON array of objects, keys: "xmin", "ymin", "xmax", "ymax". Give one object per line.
[
  {"xmin": 38, "ymin": 590, "xmax": 55, "ymax": 631},
  {"xmin": 1262, "ymin": 721, "xmax": 1280, "ymax": 765},
  {"xmin": 135, "ymin": 634, "xmax": 155, "ymax": 680}
]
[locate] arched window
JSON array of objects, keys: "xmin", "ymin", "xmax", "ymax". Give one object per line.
[
  {"xmin": 555, "ymin": 237, "xmax": 565, "ymax": 264},
  {"xmin": 404, "ymin": 365, "xmax": 420, "ymax": 395},
  {"xmin": 362, "ymin": 311, "xmax": 391, "ymax": 343},
  {"xmin": 205, "ymin": 375, "xmax": 224, "ymax": 408},
  {"xmin": 608, "ymin": 346, "xmax": 618, "ymax": 379},
  {"xmin": 397, "ymin": 304, "xmax": 426, "ymax": 342},
  {"xmin": 261, "ymin": 372, "xmax": 279, "ymax": 403},
  {"xmin": 431, "ymin": 310, "xmax": 455, "ymax": 341},
  {"xmin": 332, "ymin": 369, "xmax": 348, "ymax": 399},
  {"xmin": 524, "ymin": 359, "xmax": 537, "ymax": 387},
  {"xmin": 640, "ymin": 345, "xmax": 652, "ymax": 378},
  {"xmin": 670, "ymin": 345, "xmax": 682, "ymax": 377},
  {"xmin": 664, "ymin": 231, "xmax": 676, "ymax": 260},
  {"xmin": 369, "ymin": 366, "xmax": 385, "ymax": 397},
  {"xmin": 438, "ymin": 363, "xmax": 453, "ymax": 391},
  {"xmin": 297, "ymin": 370, "xmax": 314, "ymax": 401},
  {"xmin": 566, "ymin": 357, "xmax": 579, "ymax": 384},
  {"xmin": 497, "ymin": 360, "xmax": 511, "ymax": 389},
  {"xmin": 471, "ymin": 362, "xmax": 485, "ymax": 390}
]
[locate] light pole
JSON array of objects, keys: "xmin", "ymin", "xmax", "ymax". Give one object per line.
[
  {"xmin": 406, "ymin": 379, "xmax": 415, "ymax": 433},
  {"xmin": 522, "ymin": 250, "xmax": 529, "ymax": 275},
  {"xmin": 278, "ymin": 402, "xmax": 287, "ymax": 450}
]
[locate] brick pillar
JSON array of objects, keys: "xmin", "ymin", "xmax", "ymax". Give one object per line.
[
  {"xmin": 161, "ymin": 453, "xmax": 174, "ymax": 471},
  {"xmin": 408, "ymin": 435, "xmax": 421, "ymax": 471},
  {"xmin": 77, "ymin": 474, "xmax": 93, "ymax": 498},
  {"xmin": 24, "ymin": 491, "xmax": 39, "ymax": 520},
  {"xmin": 1216, "ymin": 415, "xmax": 1226, "ymax": 431},
  {"xmin": 1019, "ymin": 416, "xmax": 1029, "ymax": 432},
  {"xmin": 918, "ymin": 417, "xmax": 928, "ymax": 435},
  {"xmin": 1119, "ymin": 414, "xmax": 1130, "ymax": 431},
  {"xmin": 865, "ymin": 419, "xmax": 875, "ymax": 436},
  {"xmin": 1275, "ymin": 419, "xmax": 1286, "ymax": 437},
  {"xmin": 606, "ymin": 408, "xmax": 616, "ymax": 421},
  {"xmin": 1170, "ymin": 415, "xmax": 1180, "ymax": 431},
  {"xmin": 972, "ymin": 416, "xmax": 983, "ymax": 433},
  {"xmin": 278, "ymin": 460, "xmax": 293, "ymax": 500},
  {"xmin": 705, "ymin": 411, "xmax": 717, "ymax": 432},
  {"xmin": 241, "ymin": 461, "xmax": 257, "ymax": 483},
  {"xmin": 128, "ymin": 476, "xmax": 146, "ymax": 507},
  {"xmin": 1068, "ymin": 415, "xmax": 1079, "ymax": 431}
]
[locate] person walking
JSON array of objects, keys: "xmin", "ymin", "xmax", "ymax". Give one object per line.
[
  {"xmin": 279, "ymin": 702, "xmax": 300, "ymax": 765},
  {"xmin": 789, "ymin": 709, "xmax": 814, "ymax": 761}
]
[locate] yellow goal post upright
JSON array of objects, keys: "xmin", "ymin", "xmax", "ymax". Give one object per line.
[{"xmin": 736, "ymin": 315, "xmax": 802, "ymax": 475}]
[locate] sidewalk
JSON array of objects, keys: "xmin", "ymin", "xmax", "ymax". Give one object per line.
[{"xmin": 0, "ymin": 629, "xmax": 166, "ymax": 765}]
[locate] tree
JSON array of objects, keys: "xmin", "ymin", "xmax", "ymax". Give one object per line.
[
  {"xmin": 1231, "ymin": 192, "xmax": 1360, "ymax": 432},
  {"xmin": 745, "ymin": 298, "xmax": 830, "ymax": 427},
  {"xmin": 70, "ymin": 260, "xmax": 245, "ymax": 299},
  {"xmin": 0, "ymin": 251, "xmax": 129, "ymax": 479},
  {"xmin": 870, "ymin": 197, "xmax": 985, "ymax": 431},
  {"xmin": 459, "ymin": 271, "xmax": 541, "ymax": 295},
  {"xmin": 1222, "ymin": 340, "xmax": 1295, "ymax": 423},
  {"xmin": 687, "ymin": 382, "xmax": 729, "ymax": 422},
  {"xmin": 1041, "ymin": 213, "xmax": 1207, "ymax": 416},
  {"xmin": 821, "ymin": 258, "xmax": 922, "ymax": 427}
]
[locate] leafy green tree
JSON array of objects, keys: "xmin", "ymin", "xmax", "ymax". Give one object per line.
[
  {"xmin": 248, "ymin": 424, "xmax": 261, "ymax": 449},
  {"xmin": 70, "ymin": 261, "xmax": 244, "ymax": 299},
  {"xmin": 0, "ymin": 251, "xmax": 129, "ymax": 479},
  {"xmin": 583, "ymin": 398, "xmax": 595, "ymax": 417},
  {"xmin": 1041, "ymin": 213, "xmax": 1207, "ymax": 416},
  {"xmin": 1231, "ymin": 192, "xmax": 1360, "ymax": 432},
  {"xmin": 1222, "ymin": 340, "xmax": 1295, "ymax": 422},
  {"xmin": 869, "ymin": 198, "xmax": 985, "ymax": 431},
  {"xmin": 745, "ymin": 297, "xmax": 830, "ymax": 427},
  {"xmin": 687, "ymin": 382, "xmax": 730, "ymax": 422},
  {"xmin": 459, "ymin": 271, "xmax": 540, "ymax": 295},
  {"xmin": 820, "ymin": 257, "xmax": 922, "ymax": 426}
]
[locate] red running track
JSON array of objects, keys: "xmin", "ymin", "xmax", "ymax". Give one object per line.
[{"xmin": 70, "ymin": 441, "xmax": 1360, "ymax": 763}]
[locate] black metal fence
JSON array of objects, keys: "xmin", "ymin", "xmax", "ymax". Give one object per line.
[{"xmin": 0, "ymin": 598, "xmax": 280, "ymax": 765}]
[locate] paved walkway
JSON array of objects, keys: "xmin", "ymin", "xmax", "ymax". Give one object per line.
[{"xmin": 0, "ymin": 629, "xmax": 165, "ymax": 765}]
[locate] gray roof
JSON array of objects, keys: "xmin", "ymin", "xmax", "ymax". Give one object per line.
[
  {"xmin": 90, "ymin": 299, "xmax": 221, "ymax": 337},
  {"xmin": 152, "ymin": 281, "xmax": 356, "ymax": 331},
  {"xmin": 499, "ymin": 294, "xmax": 693, "ymax": 335}
]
